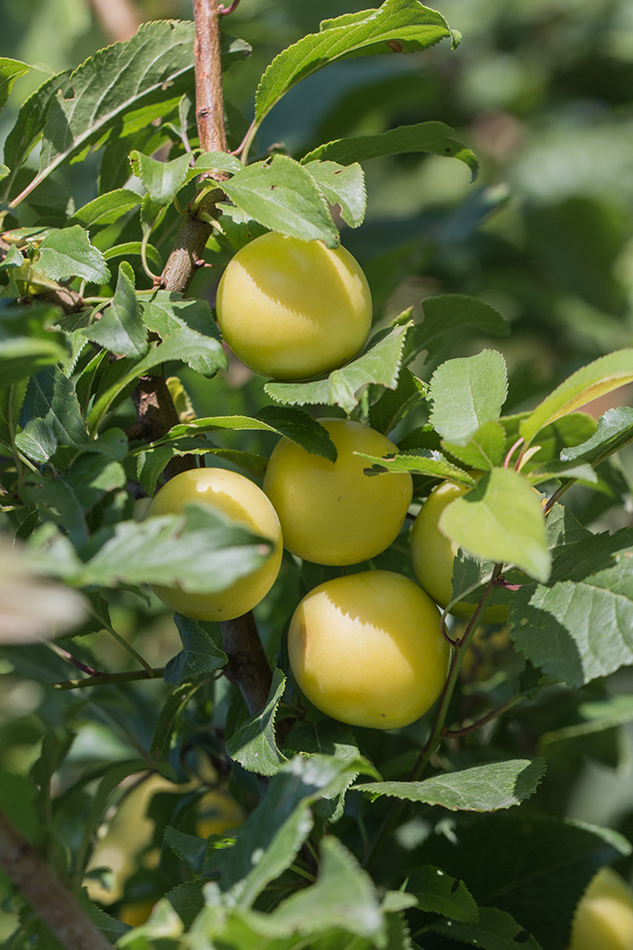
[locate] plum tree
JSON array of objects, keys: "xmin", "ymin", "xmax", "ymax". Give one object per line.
[
  {"xmin": 410, "ymin": 477, "xmax": 508, "ymax": 622},
  {"xmin": 568, "ymin": 866, "xmax": 633, "ymax": 950},
  {"xmin": 287, "ymin": 570, "xmax": 450, "ymax": 729},
  {"xmin": 263, "ymin": 418, "xmax": 413, "ymax": 565},
  {"xmin": 215, "ymin": 231, "xmax": 372, "ymax": 380},
  {"xmin": 145, "ymin": 468, "xmax": 282, "ymax": 621}
]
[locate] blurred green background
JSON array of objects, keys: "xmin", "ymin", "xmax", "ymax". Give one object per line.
[{"xmin": 1, "ymin": 0, "xmax": 633, "ymax": 939}]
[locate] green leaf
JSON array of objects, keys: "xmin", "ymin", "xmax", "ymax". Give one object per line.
[
  {"xmin": 0, "ymin": 58, "xmax": 31, "ymax": 113},
  {"xmin": 509, "ymin": 528, "xmax": 633, "ymax": 687},
  {"xmin": 68, "ymin": 189, "xmax": 142, "ymax": 231},
  {"xmin": 164, "ymin": 829, "xmax": 208, "ymax": 876},
  {"xmin": 422, "ymin": 813, "xmax": 631, "ymax": 950},
  {"xmin": 164, "ymin": 408, "xmax": 337, "ymax": 462},
  {"xmin": 538, "ymin": 695, "xmax": 633, "ymax": 754},
  {"xmin": 226, "ymin": 669, "xmax": 288, "ymax": 776},
  {"xmin": 428, "ymin": 350, "xmax": 508, "ymax": 445},
  {"xmin": 4, "ymin": 70, "xmax": 71, "ymax": 171},
  {"xmin": 87, "ymin": 327, "xmax": 226, "ymax": 433},
  {"xmin": 440, "ymin": 467, "xmax": 551, "ymax": 582},
  {"xmin": 284, "ymin": 719, "xmax": 363, "ymax": 822},
  {"xmin": 405, "ymin": 294, "xmax": 509, "ymax": 366},
  {"xmin": 73, "ymin": 504, "xmax": 273, "ymax": 591},
  {"xmin": 139, "ymin": 291, "xmax": 223, "ymax": 377},
  {"xmin": 269, "ymin": 836, "xmax": 384, "ymax": 942},
  {"xmin": 302, "ymin": 121, "xmax": 478, "ymax": 180},
  {"xmin": 406, "ymin": 866, "xmax": 478, "ymax": 923},
  {"xmin": 368, "ymin": 368, "xmax": 426, "ymax": 434},
  {"xmin": 442, "ymin": 420, "xmax": 507, "ymax": 470},
  {"xmin": 9, "ymin": 21, "xmax": 199, "ymax": 208},
  {"xmin": 355, "ymin": 759, "xmax": 545, "ymax": 811},
  {"xmin": 188, "ymin": 150, "xmax": 244, "ymax": 179},
  {"xmin": 0, "ymin": 304, "xmax": 70, "ymax": 388},
  {"xmin": 136, "ymin": 438, "xmax": 267, "ymax": 496},
  {"xmin": 302, "ymin": 160, "xmax": 367, "ymax": 228},
  {"xmin": 103, "ymin": 241, "xmax": 162, "ymax": 269},
  {"xmin": 129, "ymin": 149, "xmax": 192, "ymax": 206},
  {"xmin": 35, "ymin": 226, "xmax": 110, "ymax": 285},
  {"xmin": 150, "ymin": 683, "xmax": 201, "ymax": 770},
  {"xmin": 520, "ymin": 348, "xmax": 633, "ymax": 449},
  {"xmin": 254, "ymin": 0, "xmax": 451, "ymax": 131},
  {"xmin": 222, "ymin": 755, "xmax": 371, "ymax": 907},
  {"xmin": 560, "ymin": 406, "xmax": 633, "ymax": 467},
  {"xmin": 16, "ymin": 365, "xmax": 88, "ymax": 463},
  {"xmin": 22, "ymin": 454, "xmax": 126, "ymax": 546},
  {"xmin": 163, "ymin": 614, "xmax": 228, "ymax": 686},
  {"xmin": 265, "ymin": 322, "xmax": 410, "ymax": 414},
  {"xmin": 83, "ymin": 262, "xmax": 148, "ymax": 358},
  {"xmin": 431, "ymin": 906, "xmax": 542, "ymax": 949},
  {"xmin": 222, "ymin": 155, "xmax": 339, "ymax": 247},
  {"xmin": 215, "ymin": 202, "xmax": 270, "ymax": 250}
]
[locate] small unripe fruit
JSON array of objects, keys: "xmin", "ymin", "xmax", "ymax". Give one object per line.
[
  {"xmin": 263, "ymin": 418, "xmax": 413, "ymax": 566},
  {"xmin": 288, "ymin": 571, "xmax": 450, "ymax": 730},
  {"xmin": 215, "ymin": 231, "xmax": 372, "ymax": 380},
  {"xmin": 145, "ymin": 468, "xmax": 282, "ymax": 621}
]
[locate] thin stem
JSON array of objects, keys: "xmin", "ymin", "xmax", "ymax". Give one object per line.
[
  {"xmin": 543, "ymin": 478, "xmax": 574, "ymax": 515},
  {"xmin": 48, "ymin": 642, "xmax": 99, "ymax": 677},
  {"xmin": 442, "ymin": 695, "xmax": 524, "ymax": 738},
  {"xmin": 504, "ymin": 437, "xmax": 523, "ymax": 469},
  {"xmin": 53, "ymin": 668, "xmax": 165, "ymax": 690},
  {"xmin": 410, "ymin": 564, "xmax": 503, "ymax": 781},
  {"xmin": 363, "ymin": 565, "xmax": 503, "ymax": 871},
  {"xmin": 219, "ymin": 0, "xmax": 242, "ymax": 13},
  {"xmin": 90, "ymin": 608, "xmax": 154, "ymax": 676}
]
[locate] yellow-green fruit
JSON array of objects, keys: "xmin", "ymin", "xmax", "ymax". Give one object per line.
[
  {"xmin": 288, "ymin": 571, "xmax": 449, "ymax": 729},
  {"xmin": 568, "ymin": 867, "xmax": 633, "ymax": 950},
  {"xmin": 263, "ymin": 418, "xmax": 413, "ymax": 566},
  {"xmin": 215, "ymin": 231, "xmax": 372, "ymax": 381},
  {"xmin": 410, "ymin": 478, "xmax": 508, "ymax": 622},
  {"xmin": 145, "ymin": 468, "xmax": 282, "ymax": 621},
  {"xmin": 196, "ymin": 788, "xmax": 244, "ymax": 838},
  {"xmin": 119, "ymin": 901, "xmax": 156, "ymax": 927}
]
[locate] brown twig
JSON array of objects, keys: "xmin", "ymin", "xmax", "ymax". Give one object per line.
[
  {"xmin": 0, "ymin": 809, "xmax": 113, "ymax": 950},
  {"xmin": 220, "ymin": 611, "xmax": 273, "ymax": 715},
  {"xmin": 193, "ymin": 0, "xmax": 229, "ymax": 155}
]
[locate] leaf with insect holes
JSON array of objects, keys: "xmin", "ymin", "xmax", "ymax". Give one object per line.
[
  {"xmin": 302, "ymin": 121, "xmax": 477, "ymax": 181},
  {"xmin": 302, "ymin": 161, "xmax": 366, "ymax": 228},
  {"xmin": 222, "ymin": 155, "xmax": 339, "ymax": 247}
]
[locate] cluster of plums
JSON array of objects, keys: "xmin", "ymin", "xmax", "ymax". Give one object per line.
[{"xmin": 146, "ymin": 233, "xmax": 485, "ymax": 731}]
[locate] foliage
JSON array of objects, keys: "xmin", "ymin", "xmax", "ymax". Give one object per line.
[{"xmin": 0, "ymin": 1, "xmax": 633, "ymax": 950}]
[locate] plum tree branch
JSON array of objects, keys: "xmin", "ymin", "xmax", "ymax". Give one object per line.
[
  {"xmin": 0, "ymin": 809, "xmax": 113, "ymax": 950},
  {"xmin": 220, "ymin": 611, "xmax": 273, "ymax": 714}
]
